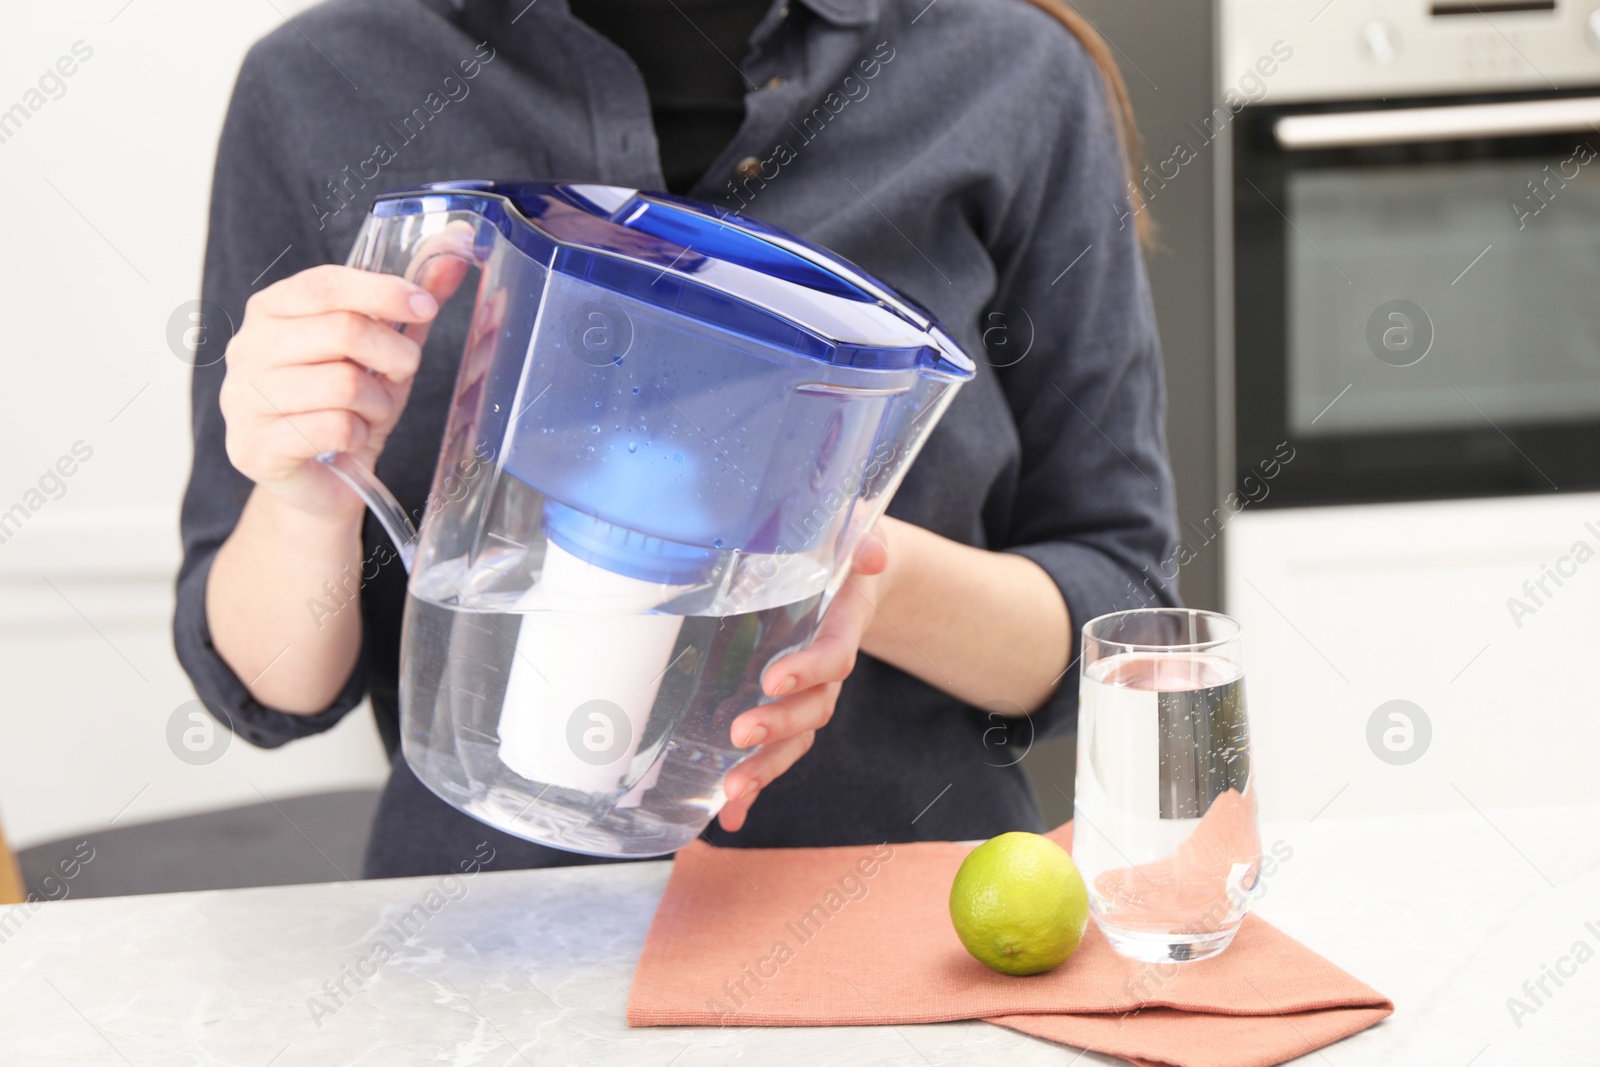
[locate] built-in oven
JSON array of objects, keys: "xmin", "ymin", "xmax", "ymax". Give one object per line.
[{"xmin": 1223, "ymin": 1, "xmax": 1600, "ymax": 507}]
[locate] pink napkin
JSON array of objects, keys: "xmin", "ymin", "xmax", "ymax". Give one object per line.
[{"xmin": 628, "ymin": 823, "xmax": 1392, "ymax": 1067}]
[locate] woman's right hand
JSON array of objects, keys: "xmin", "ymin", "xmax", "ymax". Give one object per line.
[{"xmin": 218, "ymin": 246, "xmax": 475, "ymax": 523}]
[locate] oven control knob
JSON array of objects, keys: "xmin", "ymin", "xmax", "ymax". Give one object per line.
[{"xmin": 1359, "ymin": 20, "xmax": 1400, "ymax": 66}]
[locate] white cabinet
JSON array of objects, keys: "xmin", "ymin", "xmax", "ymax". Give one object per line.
[{"xmin": 1225, "ymin": 494, "xmax": 1600, "ymax": 822}]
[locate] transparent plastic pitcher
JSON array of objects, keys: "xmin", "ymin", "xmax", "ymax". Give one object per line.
[{"xmin": 323, "ymin": 181, "xmax": 974, "ymax": 857}]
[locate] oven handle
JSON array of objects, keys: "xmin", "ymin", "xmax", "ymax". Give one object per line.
[{"xmin": 1274, "ymin": 96, "xmax": 1600, "ymax": 150}]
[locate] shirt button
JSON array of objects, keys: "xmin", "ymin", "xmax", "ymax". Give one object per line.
[
  {"xmin": 762, "ymin": 75, "xmax": 786, "ymax": 89},
  {"xmin": 735, "ymin": 156, "xmax": 762, "ymax": 181}
]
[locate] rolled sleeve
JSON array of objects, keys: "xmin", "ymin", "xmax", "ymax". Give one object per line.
[
  {"xmin": 989, "ymin": 40, "xmax": 1181, "ymax": 740},
  {"xmin": 171, "ymin": 43, "xmax": 368, "ymax": 747}
]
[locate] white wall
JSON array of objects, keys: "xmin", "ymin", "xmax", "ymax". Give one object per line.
[
  {"xmin": 0, "ymin": 1, "xmax": 390, "ymax": 850},
  {"xmin": 1226, "ymin": 492, "xmax": 1600, "ymax": 823}
]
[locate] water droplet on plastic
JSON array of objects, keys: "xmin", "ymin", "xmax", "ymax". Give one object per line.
[
  {"xmin": 713, "ymin": 538, "xmax": 723, "ymax": 549},
  {"xmin": 632, "ymin": 386, "xmax": 640, "ymax": 394},
  {"xmin": 590, "ymin": 425, "xmax": 601, "ymax": 434},
  {"xmin": 627, "ymin": 442, "xmax": 637, "ymax": 453},
  {"xmin": 674, "ymin": 454, "xmax": 683, "ymax": 463}
]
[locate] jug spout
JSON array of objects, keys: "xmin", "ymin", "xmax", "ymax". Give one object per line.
[
  {"xmin": 926, "ymin": 325, "xmax": 977, "ymax": 381},
  {"xmin": 318, "ymin": 451, "xmax": 419, "ymax": 573}
]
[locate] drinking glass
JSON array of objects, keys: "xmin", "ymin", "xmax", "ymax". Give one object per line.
[{"xmin": 1072, "ymin": 608, "xmax": 1261, "ymax": 963}]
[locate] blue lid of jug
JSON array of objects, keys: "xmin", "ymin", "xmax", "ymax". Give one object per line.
[{"xmin": 369, "ymin": 180, "xmax": 975, "ymax": 379}]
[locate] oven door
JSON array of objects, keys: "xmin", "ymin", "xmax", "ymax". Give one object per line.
[{"xmin": 1233, "ymin": 90, "xmax": 1600, "ymax": 508}]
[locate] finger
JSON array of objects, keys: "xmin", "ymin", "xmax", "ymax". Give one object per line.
[
  {"xmin": 853, "ymin": 527, "xmax": 889, "ymax": 575},
  {"xmin": 730, "ymin": 681, "xmax": 840, "ymax": 748},
  {"xmin": 405, "ymin": 252, "xmax": 476, "ymax": 351},
  {"xmin": 403, "ymin": 219, "xmax": 478, "ymax": 287},
  {"xmin": 716, "ymin": 789, "xmax": 758, "ymax": 833},
  {"xmin": 719, "ymin": 731, "xmax": 817, "ymax": 832},
  {"xmin": 762, "ymin": 589, "xmax": 874, "ymax": 696},
  {"xmin": 232, "ymin": 409, "xmax": 372, "ymax": 473},
  {"xmin": 396, "ymin": 220, "xmax": 478, "ymax": 346},
  {"xmin": 725, "ymin": 732, "xmax": 817, "ymax": 804},
  {"xmin": 254, "ymin": 310, "xmax": 424, "ymax": 382},
  {"xmin": 253, "ymin": 360, "xmax": 398, "ymax": 425},
  {"xmin": 255, "ymin": 264, "xmax": 441, "ymax": 324},
  {"xmin": 420, "ymin": 255, "xmax": 470, "ymax": 301}
]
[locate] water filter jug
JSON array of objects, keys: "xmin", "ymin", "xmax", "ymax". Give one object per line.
[{"xmin": 322, "ymin": 181, "xmax": 975, "ymax": 856}]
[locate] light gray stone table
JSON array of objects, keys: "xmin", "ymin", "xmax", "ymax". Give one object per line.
[{"xmin": 2, "ymin": 803, "xmax": 1596, "ymax": 1066}]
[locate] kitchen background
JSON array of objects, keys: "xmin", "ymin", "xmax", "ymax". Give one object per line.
[{"xmin": 3, "ymin": 0, "xmax": 1597, "ymax": 891}]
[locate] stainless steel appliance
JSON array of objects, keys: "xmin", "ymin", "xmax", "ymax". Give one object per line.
[{"xmin": 1225, "ymin": 0, "xmax": 1600, "ymax": 506}]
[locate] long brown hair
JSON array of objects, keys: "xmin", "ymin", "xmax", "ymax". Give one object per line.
[{"xmin": 1017, "ymin": 0, "xmax": 1151, "ymax": 245}]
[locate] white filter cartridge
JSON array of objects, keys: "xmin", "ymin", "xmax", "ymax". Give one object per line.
[{"xmin": 496, "ymin": 539, "xmax": 688, "ymax": 794}]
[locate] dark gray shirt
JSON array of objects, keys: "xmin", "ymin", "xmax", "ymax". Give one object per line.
[{"xmin": 176, "ymin": 0, "xmax": 1178, "ymax": 879}]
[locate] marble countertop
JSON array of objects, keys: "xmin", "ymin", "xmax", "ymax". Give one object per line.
[{"xmin": 2, "ymin": 803, "xmax": 1597, "ymax": 1067}]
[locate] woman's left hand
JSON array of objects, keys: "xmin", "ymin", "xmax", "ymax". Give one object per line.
[{"xmin": 717, "ymin": 525, "xmax": 892, "ymax": 833}]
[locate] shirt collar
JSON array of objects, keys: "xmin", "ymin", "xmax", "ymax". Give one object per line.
[
  {"xmin": 793, "ymin": 0, "xmax": 877, "ymax": 27},
  {"xmin": 446, "ymin": 0, "xmax": 877, "ymax": 37},
  {"xmin": 523, "ymin": 0, "xmax": 879, "ymax": 29}
]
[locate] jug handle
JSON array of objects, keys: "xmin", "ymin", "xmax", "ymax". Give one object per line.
[
  {"xmin": 317, "ymin": 451, "xmax": 419, "ymax": 573},
  {"xmin": 314, "ymin": 221, "xmax": 485, "ymax": 575}
]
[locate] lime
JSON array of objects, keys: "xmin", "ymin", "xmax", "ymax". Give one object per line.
[{"xmin": 948, "ymin": 832, "xmax": 1089, "ymax": 976}]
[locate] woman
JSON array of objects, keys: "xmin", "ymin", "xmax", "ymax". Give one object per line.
[{"xmin": 176, "ymin": 0, "xmax": 1178, "ymax": 878}]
